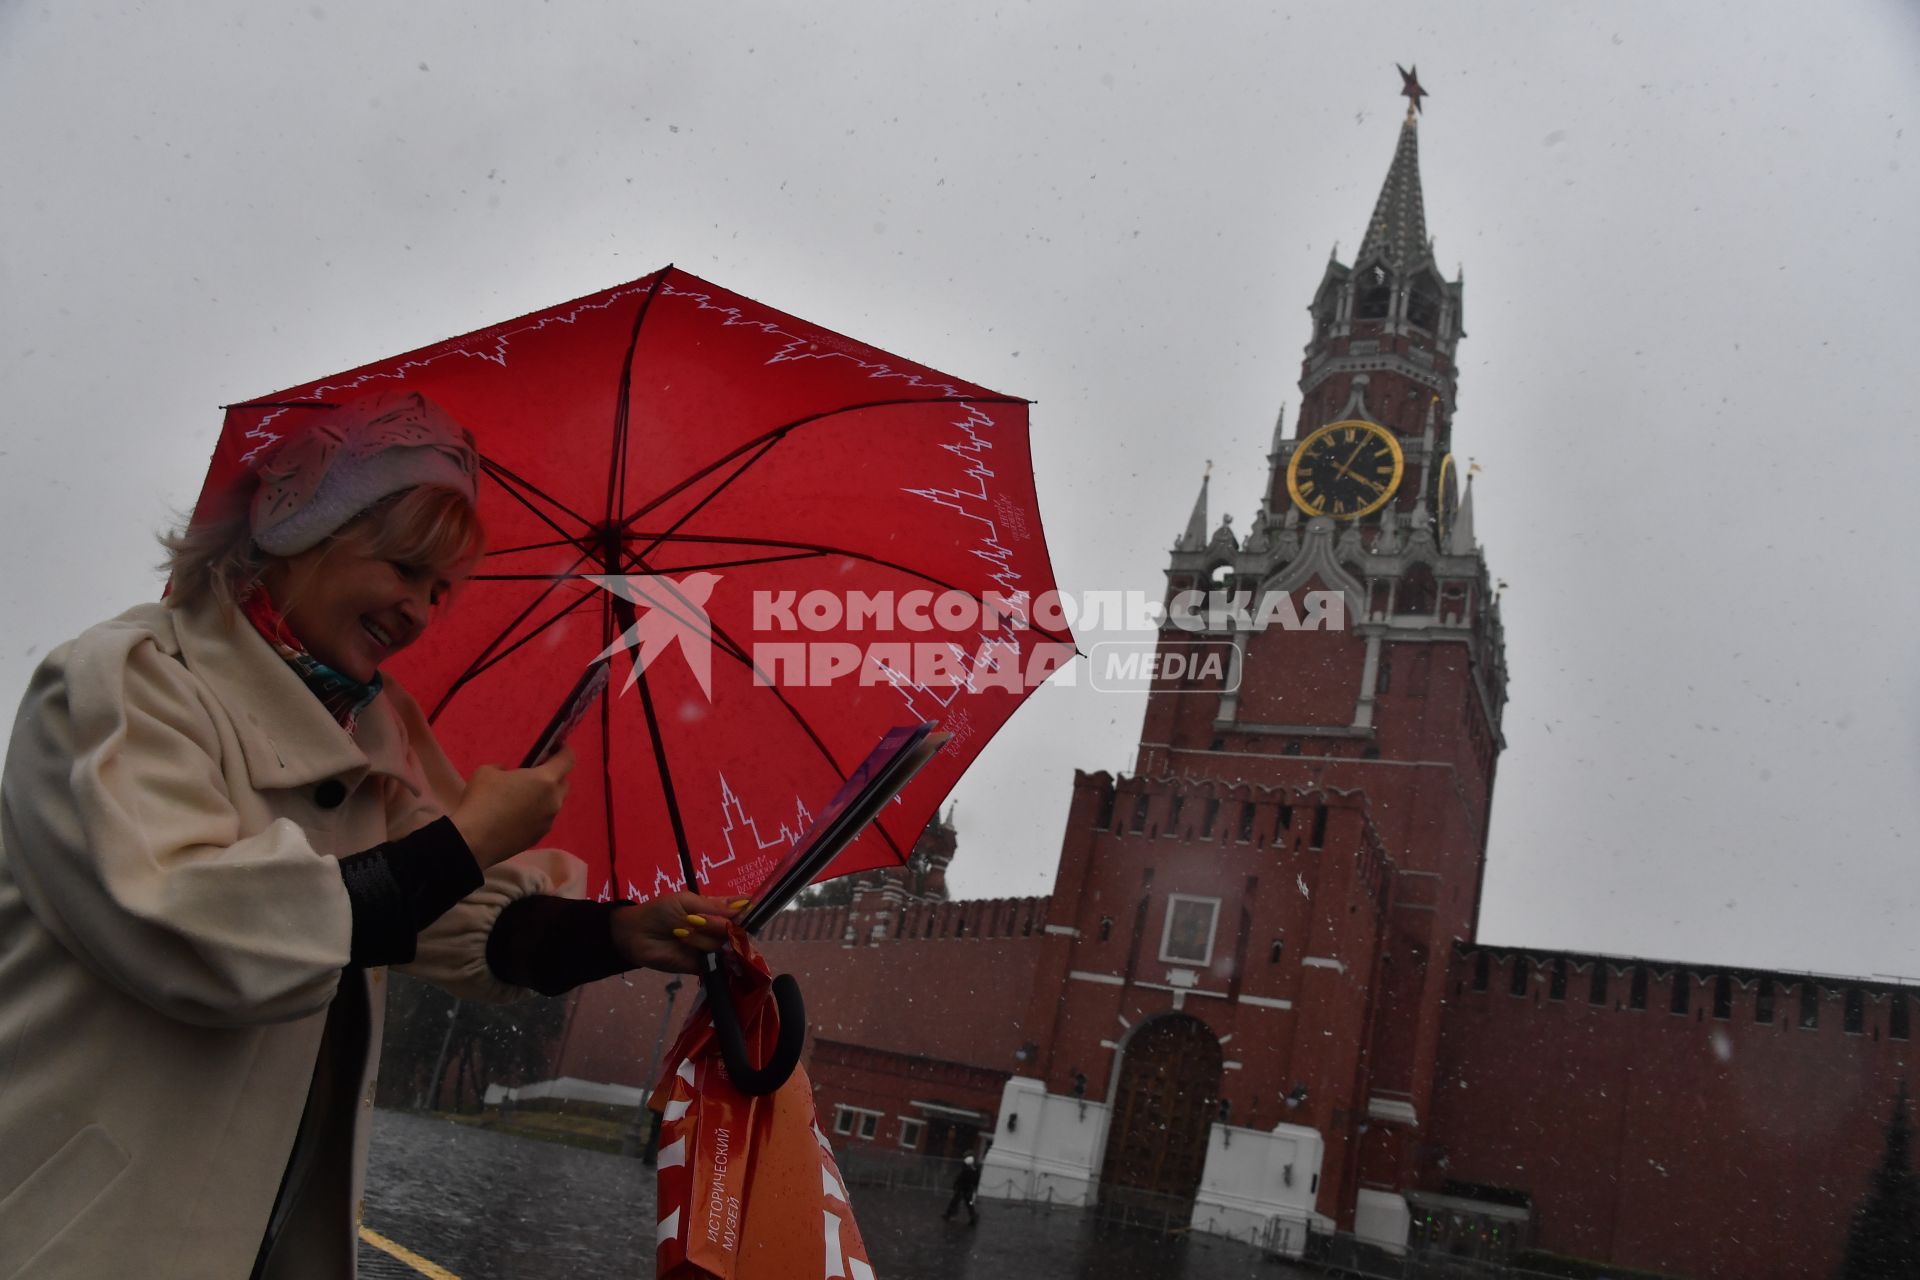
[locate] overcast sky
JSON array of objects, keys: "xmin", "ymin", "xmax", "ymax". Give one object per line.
[{"xmin": 3, "ymin": 2, "xmax": 1916, "ymax": 981}]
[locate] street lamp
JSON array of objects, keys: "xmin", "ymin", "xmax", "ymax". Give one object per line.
[
  {"xmin": 622, "ymin": 977, "xmax": 684, "ymax": 1161},
  {"xmin": 417, "ymin": 998, "xmax": 462, "ymax": 1112}
]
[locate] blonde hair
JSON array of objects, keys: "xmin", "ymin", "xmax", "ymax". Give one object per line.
[{"xmin": 160, "ymin": 483, "xmax": 486, "ymax": 614}]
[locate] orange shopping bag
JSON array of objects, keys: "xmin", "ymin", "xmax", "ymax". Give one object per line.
[{"xmin": 652, "ymin": 927, "xmax": 876, "ymax": 1280}]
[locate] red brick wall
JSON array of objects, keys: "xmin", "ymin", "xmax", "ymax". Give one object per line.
[
  {"xmin": 1429, "ymin": 946, "xmax": 1920, "ymax": 1278},
  {"xmin": 551, "ymin": 900, "xmax": 1051, "ymax": 1092}
]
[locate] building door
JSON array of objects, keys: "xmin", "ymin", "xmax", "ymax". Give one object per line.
[
  {"xmin": 924, "ymin": 1117, "xmax": 981, "ymax": 1159},
  {"xmin": 1098, "ymin": 1014, "xmax": 1223, "ymax": 1212}
]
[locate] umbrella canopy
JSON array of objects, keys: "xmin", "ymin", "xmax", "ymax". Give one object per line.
[{"xmin": 193, "ymin": 267, "xmax": 1074, "ymax": 903}]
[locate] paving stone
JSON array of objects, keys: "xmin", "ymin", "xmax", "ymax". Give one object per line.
[{"xmin": 359, "ymin": 1110, "xmax": 1314, "ymax": 1279}]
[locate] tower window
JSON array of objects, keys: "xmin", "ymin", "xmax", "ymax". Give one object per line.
[
  {"xmin": 1472, "ymin": 952, "xmax": 1490, "ymax": 992},
  {"xmin": 1892, "ymin": 994, "xmax": 1910, "ymax": 1041},
  {"xmin": 1509, "ymin": 958, "xmax": 1530, "ymax": 997},
  {"xmin": 1356, "ymin": 266, "xmax": 1391, "ymax": 320},
  {"xmin": 1629, "ymin": 965, "xmax": 1648, "ymax": 1011},
  {"xmin": 1549, "ymin": 958, "xmax": 1567, "ymax": 1002},
  {"xmin": 1757, "ymin": 977, "xmax": 1775, "ymax": 1024},
  {"xmin": 1202, "ymin": 797, "xmax": 1220, "ymax": 837},
  {"xmin": 1588, "ymin": 965, "xmax": 1608, "ymax": 1006},
  {"xmin": 1166, "ymin": 795, "xmax": 1184, "ymax": 835},
  {"xmin": 1129, "ymin": 794, "xmax": 1149, "ymax": 835},
  {"xmin": 1095, "ymin": 787, "xmax": 1116, "ymax": 832},
  {"xmin": 1713, "ymin": 975, "xmax": 1733, "ymax": 1021},
  {"xmin": 1270, "ymin": 938, "xmax": 1285, "ymax": 965},
  {"xmin": 1098, "ymin": 915, "xmax": 1113, "ymax": 943},
  {"xmin": 1310, "ymin": 806, "xmax": 1328, "ymax": 848},
  {"xmin": 1799, "ymin": 984, "xmax": 1819, "ymax": 1030},
  {"xmin": 1399, "ymin": 564, "xmax": 1436, "ymax": 616},
  {"xmin": 1407, "ymin": 278, "xmax": 1442, "ymax": 332},
  {"xmin": 1278, "ymin": 804, "xmax": 1293, "ymax": 830},
  {"xmin": 1670, "ymin": 974, "xmax": 1689, "ymax": 1016},
  {"xmin": 1237, "ymin": 802, "xmax": 1255, "ymax": 844},
  {"xmin": 1844, "ymin": 988, "xmax": 1864, "ymax": 1035}
]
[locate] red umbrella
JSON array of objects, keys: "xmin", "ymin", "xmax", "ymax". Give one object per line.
[{"xmin": 193, "ymin": 268, "xmax": 1075, "ymax": 1078}]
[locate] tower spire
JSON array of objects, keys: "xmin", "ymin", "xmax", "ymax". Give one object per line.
[
  {"xmin": 1177, "ymin": 463, "xmax": 1211, "ymax": 552},
  {"xmin": 1447, "ymin": 472, "xmax": 1477, "ymax": 555},
  {"xmin": 1358, "ymin": 72, "xmax": 1432, "ymax": 274}
]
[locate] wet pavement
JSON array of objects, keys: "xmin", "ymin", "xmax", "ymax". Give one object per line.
[{"xmin": 360, "ymin": 1110, "xmax": 1313, "ymax": 1279}]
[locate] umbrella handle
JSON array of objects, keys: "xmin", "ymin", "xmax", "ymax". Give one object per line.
[{"xmin": 699, "ymin": 955, "xmax": 807, "ymax": 1097}]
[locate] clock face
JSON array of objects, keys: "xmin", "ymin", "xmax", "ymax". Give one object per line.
[
  {"xmin": 1436, "ymin": 453, "xmax": 1459, "ymax": 542},
  {"xmin": 1286, "ymin": 419, "xmax": 1405, "ymax": 519}
]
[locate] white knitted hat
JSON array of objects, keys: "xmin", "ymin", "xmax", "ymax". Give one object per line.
[{"xmin": 250, "ymin": 391, "xmax": 479, "ymax": 556}]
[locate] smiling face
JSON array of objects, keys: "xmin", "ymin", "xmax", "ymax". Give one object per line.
[
  {"xmin": 266, "ymin": 542, "xmax": 453, "ymax": 682},
  {"xmin": 259, "ymin": 486, "xmax": 484, "ymax": 683}
]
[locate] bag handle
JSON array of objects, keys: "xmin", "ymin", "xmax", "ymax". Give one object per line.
[{"xmin": 699, "ymin": 954, "xmax": 807, "ymax": 1096}]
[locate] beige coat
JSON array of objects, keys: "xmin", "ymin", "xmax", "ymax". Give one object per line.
[{"xmin": 0, "ymin": 596, "xmax": 583, "ymax": 1278}]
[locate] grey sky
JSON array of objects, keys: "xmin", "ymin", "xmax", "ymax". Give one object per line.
[{"xmin": 3, "ymin": 2, "xmax": 1916, "ymax": 981}]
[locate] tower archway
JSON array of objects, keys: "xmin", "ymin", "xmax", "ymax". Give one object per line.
[{"xmin": 1098, "ymin": 1013, "xmax": 1223, "ymax": 1213}]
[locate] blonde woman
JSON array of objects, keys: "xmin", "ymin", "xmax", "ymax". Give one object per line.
[{"xmin": 0, "ymin": 391, "xmax": 739, "ymax": 1278}]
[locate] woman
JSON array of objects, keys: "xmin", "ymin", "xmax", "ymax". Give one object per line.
[{"xmin": 0, "ymin": 391, "xmax": 742, "ymax": 1278}]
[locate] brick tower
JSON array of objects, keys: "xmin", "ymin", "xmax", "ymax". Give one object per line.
[{"xmin": 985, "ymin": 76, "xmax": 1508, "ymax": 1248}]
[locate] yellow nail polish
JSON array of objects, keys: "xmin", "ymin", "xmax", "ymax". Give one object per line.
[
  {"xmin": 672, "ymin": 928, "xmax": 690, "ymax": 939},
  {"xmin": 686, "ymin": 914, "xmax": 707, "ymax": 926},
  {"xmin": 730, "ymin": 898, "xmax": 751, "ymax": 910}
]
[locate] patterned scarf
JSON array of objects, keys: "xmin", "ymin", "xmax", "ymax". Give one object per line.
[{"xmin": 240, "ymin": 586, "xmax": 385, "ymax": 731}]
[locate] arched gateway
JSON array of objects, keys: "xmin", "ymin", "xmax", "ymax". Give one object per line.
[{"xmin": 1098, "ymin": 1014, "xmax": 1223, "ymax": 1212}]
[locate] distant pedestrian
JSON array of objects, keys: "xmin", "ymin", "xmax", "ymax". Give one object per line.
[{"xmin": 944, "ymin": 1153, "xmax": 981, "ymax": 1225}]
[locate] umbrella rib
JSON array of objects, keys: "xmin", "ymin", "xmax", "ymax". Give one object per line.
[
  {"xmin": 599, "ymin": 584, "xmax": 623, "ymax": 898},
  {"xmin": 626, "ymin": 534, "xmax": 1074, "ymax": 646},
  {"xmin": 602, "ymin": 557, "xmax": 764, "ymax": 676},
  {"xmin": 426, "ymin": 550, "xmax": 595, "ymax": 720},
  {"xmin": 442, "ymin": 585, "xmax": 602, "ymax": 697},
  {"xmin": 628, "ymin": 433, "xmax": 781, "ymax": 565},
  {"xmin": 222, "ymin": 399, "xmax": 342, "ymax": 411},
  {"xmin": 606, "ymin": 268, "xmax": 671, "ymax": 527},
  {"xmin": 619, "ymin": 549, "xmax": 912, "ymax": 869},
  {"xmin": 616, "ymin": 394, "xmax": 1030, "ymax": 532},
  {"xmin": 481, "ymin": 456, "xmax": 594, "ymax": 540},
  {"xmin": 616, "ymin": 549, "xmax": 823, "ymax": 575},
  {"xmin": 482, "ymin": 535, "xmax": 587, "ymax": 558},
  {"xmin": 606, "ymin": 586, "xmax": 702, "ymax": 893},
  {"xmin": 465, "ymin": 572, "xmax": 631, "ymax": 583}
]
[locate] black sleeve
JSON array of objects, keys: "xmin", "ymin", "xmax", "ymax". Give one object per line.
[
  {"xmin": 336, "ymin": 816, "xmax": 484, "ymax": 967},
  {"xmin": 485, "ymin": 896, "xmax": 633, "ymax": 997}
]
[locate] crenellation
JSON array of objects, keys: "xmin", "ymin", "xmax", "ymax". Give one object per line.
[{"xmin": 1450, "ymin": 941, "xmax": 1920, "ymax": 1038}]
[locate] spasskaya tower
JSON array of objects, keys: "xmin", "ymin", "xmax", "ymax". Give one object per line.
[{"xmin": 997, "ymin": 66, "xmax": 1509, "ymax": 1246}]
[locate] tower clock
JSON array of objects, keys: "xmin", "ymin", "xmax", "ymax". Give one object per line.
[{"xmin": 1285, "ymin": 419, "xmax": 1404, "ymax": 519}]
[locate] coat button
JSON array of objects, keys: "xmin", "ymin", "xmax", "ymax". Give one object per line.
[{"xmin": 314, "ymin": 780, "xmax": 348, "ymax": 810}]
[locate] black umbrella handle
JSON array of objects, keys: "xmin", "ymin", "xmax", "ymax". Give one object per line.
[{"xmin": 699, "ymin": 953, "xmax": 806, "ymax": 1097}]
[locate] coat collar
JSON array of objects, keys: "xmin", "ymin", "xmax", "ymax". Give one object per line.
[{"xmin": 163, "ymin": 595, "xmax": 423, "ymax": 798}]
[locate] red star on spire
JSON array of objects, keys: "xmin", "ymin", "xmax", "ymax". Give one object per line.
[{"xmin": 1397, "ymin": 63, "xmax": 1428, "ymax": 116}]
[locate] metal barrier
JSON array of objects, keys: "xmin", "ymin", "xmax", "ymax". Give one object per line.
[
  {"xmin": 1302, "ymin": 1229, "xmax": 1638, "ymax": 1280},
  {"xmin": 1089, "ymin": 1184, "xmax": 1197, "ymax": 1235},
  {"xmin": 836, "ymin": 1146, "xmax": 970, "ymax": 1195},
  {"xmin": 1260, "ymin": 1213, "xmax": 1309, "ymax": 1258}
]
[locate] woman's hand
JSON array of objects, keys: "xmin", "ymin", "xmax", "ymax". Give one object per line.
[
  {"xmin": 612, "ymin": 892, "xmax": 750, "ymax": 974},
  {"xmin": 448, "ymin": 747, "xmax": 575, "ymax": 869}
]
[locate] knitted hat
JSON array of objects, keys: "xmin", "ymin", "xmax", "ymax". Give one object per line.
[{"xmin": 250, "ymin": 390, "xmax": 479, "ymax": 556}]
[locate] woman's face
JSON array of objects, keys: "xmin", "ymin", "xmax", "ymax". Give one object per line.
[{"xmin": 264, "ymin": 534, "xmax": 459, "ymax": 683}]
